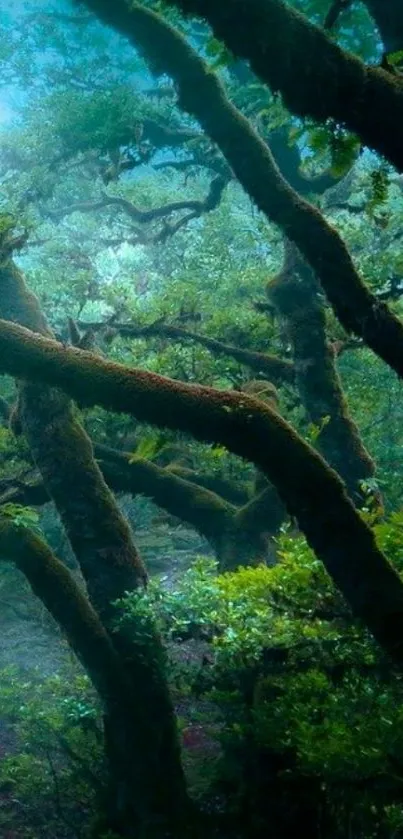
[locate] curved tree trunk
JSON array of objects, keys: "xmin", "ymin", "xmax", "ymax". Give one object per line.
[{"xmin": 0, "ymin": 252, "xmax": 188, "ymax": 837}]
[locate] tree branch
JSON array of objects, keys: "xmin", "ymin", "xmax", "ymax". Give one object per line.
[
  {"xmin": 0, "ymin": 442, "xmax": 281, "ymax": 567},
  {"xmin": 267, "ymin": 241, "xmax": 376, "ymax": 502},
  {"xmin": 0, "ymin": 320, "xmax": 403, "ymax": 663},
  {"xmin": 79, "ymin": 320, "xmax": 295, "ymax": 386},
  {"xmin": 75, "ymin": 0, "xmax": 403, "ymax": 384},
  {"xmin": 0, "ymin": 517, "xmax": 128, "ymax": 706},
  {"xmin": 50, "ymin": 175, "xmax": 227, "ymax": 225},
  {"xmin": 151, "ymin": 0, "xmax": 403, "ymax": 171},
  {"xmin": 95, "ymin": 443, "xmax": 234, "ymax": 549}
]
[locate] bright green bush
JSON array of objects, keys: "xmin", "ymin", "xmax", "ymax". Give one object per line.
[{"xmin": 119, "ymin": 516, "xmax": 403, "ymax": 836}]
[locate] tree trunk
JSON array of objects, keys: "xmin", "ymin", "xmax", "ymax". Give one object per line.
[
  {"xmin": 0, "ymin": 252, "xmax": 188, "ymax": 837},
  {"xmin": 267, "ymin": 241, "xmax": 377, "ymax": 505}
]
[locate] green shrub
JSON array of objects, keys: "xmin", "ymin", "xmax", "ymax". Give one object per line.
[
  {"xmin": 119, "ymin": 517, "xmax": 403, "ymax": 836},
  {"xmin": 0, "ymin": 666, "xmax": 103, "ymax": 838}
]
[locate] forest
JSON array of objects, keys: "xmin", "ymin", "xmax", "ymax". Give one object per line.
[{"xmin": 0, "ymin": 0, "xmax": 403, "ymax": 837}]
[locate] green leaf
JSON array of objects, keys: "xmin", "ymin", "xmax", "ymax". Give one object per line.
[{"xmin": 386, "ymin": 50, "xmax": 403, "ymax": 67}]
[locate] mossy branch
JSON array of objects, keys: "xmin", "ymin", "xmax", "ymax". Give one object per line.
[
  {"xmin": 0, "ymin": 517, "xmax": 127, "ymax": 705},
  {"xmin": 0, "ymin": 440, "xmax": 235, "ymax": 543},
  {"xmin": 0, "ymin": 442, "xmax": 282, "ymax": 567},
  {"xmin": 154, "ymin": 0, "xmax": 403, "ymax": 171},
  {"xmin": 76, "ymin": 0, "xmax": 403, "ymax": 382},
  {"xmin": 267, "ymin": 241, "xmax": 376, "ymax": 502},
  {"xmin": 166, "ymin": 463, "xmax": 249, "ymax": 505},
  {"xmin": 97, "ymin": 444, "xmax": 285, "ymax": 566},
  {"xmin": 0, "ymin": 319, "xmax": 403, "ymax": 662},
  {"xmin": 95, "ymin": 443, "xmax": 235, "ymax": 546}
]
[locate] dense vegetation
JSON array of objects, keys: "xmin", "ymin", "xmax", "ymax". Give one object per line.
[{"xmin": 0, "ymin": 0, "xmax": 403, "ymax": 837}]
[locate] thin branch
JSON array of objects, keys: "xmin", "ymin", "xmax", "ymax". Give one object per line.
[
  {"xmin": 48, "ymin": 175, "xmax": 228, "ymax": 235},
  {"xmin": 78, "ymin": 319, "xmax": 295, "ymax": 386}
]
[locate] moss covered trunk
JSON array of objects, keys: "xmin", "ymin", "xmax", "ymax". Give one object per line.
[
  {"xmin": 267, "ymin": 242, "xmax": 376, "ymax": 505},
  {"xmin": 0, "ymin": 253, "xmax": 188, "ymax": 837}
]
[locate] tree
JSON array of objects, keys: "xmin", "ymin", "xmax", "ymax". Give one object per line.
[
  {"xmin": 0, "ymin": 231, "xmax": 188, "ymax": 836},
  {"xmin": 1, "ymin": 0, "xmax": 403, "ymax": 836}
]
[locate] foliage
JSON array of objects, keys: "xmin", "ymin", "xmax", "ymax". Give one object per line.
[
  {"xmin": 129, "ymin": 430, "xmax": 170, "ymax": 461},
  {"xmin": 291, "ymin": 121, "xmax": 361, "ymax": 179},
  {"xmin": 0, "ymin": 0, "xmax": 403, "ymax": 835},
  {"xmin": 0, "ymin": 503, "xmax": 42, "ymax": 532},
  {"xmin": 0, "ymin": 667, "xmax": 103, "ymax": 838},
  {"xmin": 118, "ymin": 517, "xmax": 403, "ymax": 834},
  {"xmin": 31, "ymin": 85, "xmax": 188, "ymax": 158}
]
